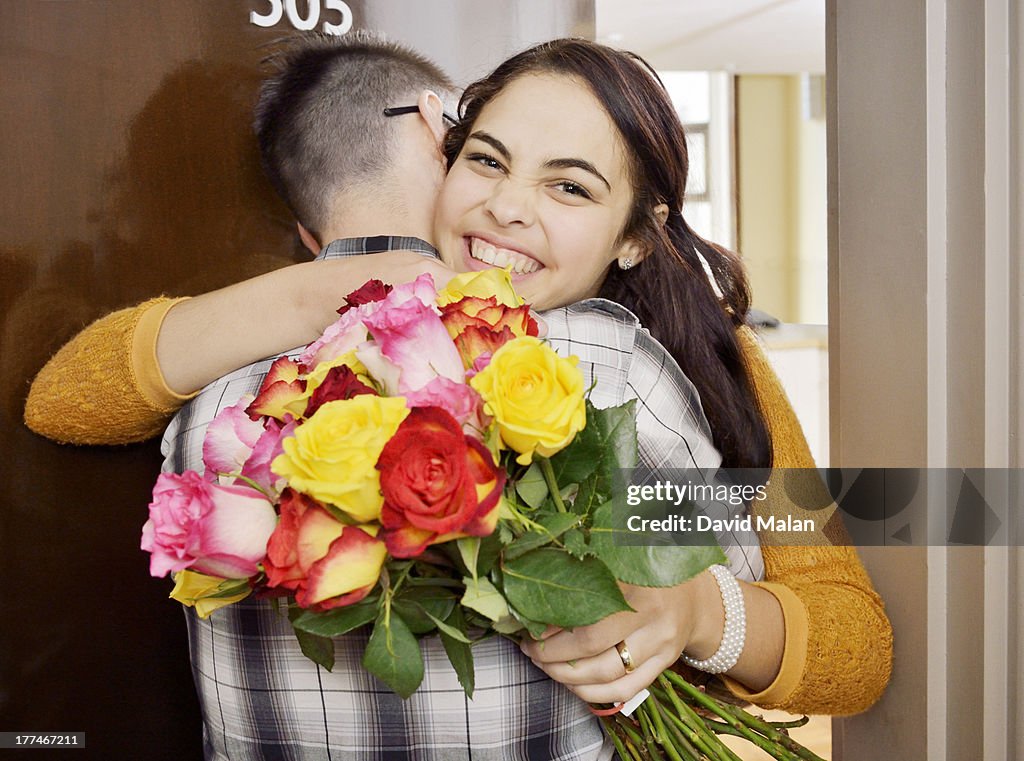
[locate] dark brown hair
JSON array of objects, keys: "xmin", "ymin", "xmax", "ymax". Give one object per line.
[
  {"xmin": 444, "ymin": 39, "xmax": 771, "ymax": 468},
  {"xmin": 255, "ymin": 31, "xmax": 454, "ymax": 240}
]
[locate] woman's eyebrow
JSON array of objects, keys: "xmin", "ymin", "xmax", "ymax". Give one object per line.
[
  {"xmin": 467, "ymin": 131, "xmax": 511, "ymax": 160},
  {"xmin": 467, "ymin": 131, "xmax": 611, "ymax": 193},
  {"xmin": 542, "ymin": 158, "xmax": 611, "ymax": 192}
]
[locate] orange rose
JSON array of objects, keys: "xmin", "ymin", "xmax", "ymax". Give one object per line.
[
  {"xmin": 263, "ymin": 489, "xmax": 386, "ymax": 611},
  {"xmin": 440, "ymin": 296, "xmax": 538, "ymax": 369}
]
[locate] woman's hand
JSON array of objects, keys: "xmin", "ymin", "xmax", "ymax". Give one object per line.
[
  {"xmin": 308, "ymin": 251, "xmax": 457, "ymax": 332},
  {"xmin": 520, "ymin": 570, "xmax": 724, "ymax": 704}
]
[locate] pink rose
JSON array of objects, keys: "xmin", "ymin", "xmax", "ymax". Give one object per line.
[
  {"xmin": 141, "ymin": 471, "xmax": 277, "ymax": 579},
  {"xmin": 300, "ymin": 274, "xmax": 438, "ymax": 367},
  {"xmin": 239, "ymin": 419, "xmax": 294, "ymax": 496},
  {"xmin": 357, "ymin": 296, "xmax": 465, "ymax": 395},
  {"xmin": 202, "ymin": 397, "xmax": 264, "ymax": 476},
  {"xmin": 403, "ymin": 376, "xmax": 483, "ymax": 428}
]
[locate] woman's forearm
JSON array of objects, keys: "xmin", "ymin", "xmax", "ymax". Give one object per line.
[
  {"xmin": 157, "ymin": 252, "xmax": 454, "ymax": 394},
  {"xmin": 685, "ymin": 573, "xmax": 785, "ymax": 693}
]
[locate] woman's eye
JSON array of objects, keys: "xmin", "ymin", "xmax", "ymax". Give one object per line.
[
  {"xmin": 553, "ymin": 181, "xmax": 593, "ymax": 200},
  {"xmin": 465, "ymin": 153, "xmax": 504, "ymax": 172}
]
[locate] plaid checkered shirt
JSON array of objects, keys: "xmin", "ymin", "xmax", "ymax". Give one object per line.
[{"xmin": 160, "ymin": 236, "xmax": 765, "ymax": 760}]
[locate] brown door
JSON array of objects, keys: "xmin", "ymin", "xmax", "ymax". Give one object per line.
[{"xmin": 0, "ymin": 3, "xmax": 593, "ymax": 757}]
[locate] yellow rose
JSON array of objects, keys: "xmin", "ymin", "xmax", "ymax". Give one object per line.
[
  {"xmin": 271, "ymin": 395, "xmax": 410, "ymax": 521},
  {"xmin": 170, "ymin": 570, "xmax": 251, "ymax": 619},
  {"xmin": 470, "ymin": 336, "xmax": 586, "ymax": 464},
  {"xmin": 437, "ymin": 267, "xmax": 524, "ymax": 308}
]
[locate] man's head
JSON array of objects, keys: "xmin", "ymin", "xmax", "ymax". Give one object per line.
[{"xmin": 254, "ymin": 32, "xmax": 455, "ymax": 247}]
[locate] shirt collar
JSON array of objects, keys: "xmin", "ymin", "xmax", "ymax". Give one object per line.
[{"xmin": 315, "ymin": 235, "xmax": 439, "ymax": 261}]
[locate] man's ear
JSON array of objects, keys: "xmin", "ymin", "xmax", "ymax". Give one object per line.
[
  {"xmin": 296, "ymin": 222, "xmax": 321, "ymax": 255},
  {"xmin": 416, "ymin": 89, "xmax": 448, "ymax": 148}
]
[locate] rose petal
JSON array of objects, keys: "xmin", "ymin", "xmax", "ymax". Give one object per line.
[
  {"xmin": 298, "ymin": 526, "xmax": 387, "ymax": 609},
  {"xmin": 203, "ymin": 396, "xmax": 262, "ymax": 476},
  {"xmin": 189, "ymin": 483, "xmax": 278, "ymax": 578},
  {"xmin": 337, "ymin": 279, "xmax": 392, "ymax": 316},
  {"xmin": 245, "ymin": 378, "xmax": 307, "ymax": 422}
]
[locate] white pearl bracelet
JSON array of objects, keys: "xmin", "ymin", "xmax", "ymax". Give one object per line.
[{"xmin": 680, "ymin": 564, "xmax": 746, "ymax": 674}]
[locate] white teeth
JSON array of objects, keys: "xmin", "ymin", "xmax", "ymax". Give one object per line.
[{"xmin": 469, "ymin": 237, "xmax": 540, "ymax": 274}]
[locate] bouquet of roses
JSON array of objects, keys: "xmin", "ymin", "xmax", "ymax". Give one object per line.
[{"xmin": 141, "ymin": 268, "xmax": 824, "ymax": 761}]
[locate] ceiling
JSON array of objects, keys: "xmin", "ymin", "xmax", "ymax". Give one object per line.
[{"xmin": 595, "ymin": 0, "xmax": 825, "ymax": 74}]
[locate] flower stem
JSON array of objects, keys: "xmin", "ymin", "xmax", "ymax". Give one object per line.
[
  {"xmin": 662, "ymin": 672, "xmax": 802, "ymax": 761},
  {"xmin": 645, "ymin": 698, "xmax": 695, "ymax": 761},
  {"xmin": 610, "ymin": 714, "xmax": 649, "ymax": 759},
  {"xmin": 605, "ymin": 720, "xmax": 636, "ymax": 761},
  {"xmin": 721, "ymin": 704, "xmax": 826, "ymax": 761},
  {"xmin": 538, "ymin": 457, "xmax": 568, "ymax": 512},
  {"xmin": 651, "ymin": 680, "xmax": 734, "ymax": 761}
]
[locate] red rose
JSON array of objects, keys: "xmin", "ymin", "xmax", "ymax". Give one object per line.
[
  {"xmin": 303, "ymin": 365, "xmax": 377, "ymax": 417},
  {"xmin": 336, "ymin": 278, "xmax": 393, "ymax": 316},
  {"xmin": 440, "ymin": 296, "xmax": 538, "ymax": 369},
  {"xmin": 377, "ymin": 407, "xmax": 505, "ymax": 558}
]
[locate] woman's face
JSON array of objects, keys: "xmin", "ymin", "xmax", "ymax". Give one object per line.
[{"xmin": 434, "ymin": 74, "xmax": 640, "ymax": 311}]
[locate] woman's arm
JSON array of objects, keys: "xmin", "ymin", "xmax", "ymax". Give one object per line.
[
  {"xmin": 24, "ymin": 252, "xmax": 454, "ymax": 445},
  {"xmin": 723, "ymin": 329, "xmax": 893, "ymax": 714}
]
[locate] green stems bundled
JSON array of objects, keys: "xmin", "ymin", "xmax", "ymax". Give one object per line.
[{"xmin": 599, "ymin": 672, "xmax": 828, "ymax": 761}]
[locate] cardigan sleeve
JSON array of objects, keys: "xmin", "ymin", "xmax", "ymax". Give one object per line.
[
  {"xmin": 24, "ymin": 297, "xmax": 195, "ymax": 445},
  {"xmin": 719, "ymin": 328, "xmax": 893, "ymax": 715}
]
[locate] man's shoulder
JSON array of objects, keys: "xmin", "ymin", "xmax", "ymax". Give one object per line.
[{"xmin": 541, "ymin": 298, "xmax": 667, "ymax": 373}]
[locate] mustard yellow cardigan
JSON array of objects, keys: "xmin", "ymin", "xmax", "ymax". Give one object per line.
[{"xmin": 24, "ymin": 297, "xmax": 892, "ymax": 715}]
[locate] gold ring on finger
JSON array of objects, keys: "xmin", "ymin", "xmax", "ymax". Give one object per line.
[{"xmin": 615, "ymin": 640, "xmax": 637, "ymax": 674}]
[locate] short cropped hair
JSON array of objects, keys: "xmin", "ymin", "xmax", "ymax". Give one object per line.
[{"xmin": 254, "ymin": 31, "xmax": 454, "ymax": 239}]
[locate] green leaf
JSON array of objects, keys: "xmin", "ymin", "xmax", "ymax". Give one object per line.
[
  {"xmin": 362, "ymin": 612, "xmax": 424, "ymax": 699},
  {"xmin": 461, "ymin": 576, "xmax": 512, "ymax": 623},
  {"xmin": 572, "ymin": 477, "xmax": 602, "ymax": 517},
  {"xmin": 422, "ymin": 609, "xmax": 471, "ymax": 643},
  {"xmin": 497, "ymin": 522, "xmax": 515, "ymax": 545},
  {"xmin": 491, "ymin": 615, "xmax": 526, "ymax": 635},
  {"xmin": 503, "ymin": 512, "xmax": 581, "ymax": 561},
  {"xmin": 515, "ymin": 462, "xmax": 549, "ymax": 509},
  {"xmin": 439, "ymin": 606, "xmax": 475, "ymax": 698},
  {"xmin": 292, "ymin": 628, "xmax": 336, "ymax": 671},
  {"xmin": 502, "ymin": 548, "xmax": 631, "ymax": 627},
  {"xmin": 588, "ymin": 499, "xmax": 726, "ymax": 586},
  {"xmin": 392, "ymin": 587, "xmax": 456, "ymax": 634},
  {"xmin": 474, "ymin": 531, "xmax": 504, "ymax": 576},
  {"xmin": 510, "ymin": 607, "xmax": 550, "ymax": 640},
  {"xmin": 457, "ymin": 537, "xmax": 481, "ymax": 579},
  {"xmin": 291, "ymin": 599, "xmax": 379, "ymax": 637},
  {"xmin": 562, "ymin": 528, "xmax": 589, "ymax": 559},
  {"xmin": 551, "ymin": 400, "xmax": 638, "ymax": 485}
]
